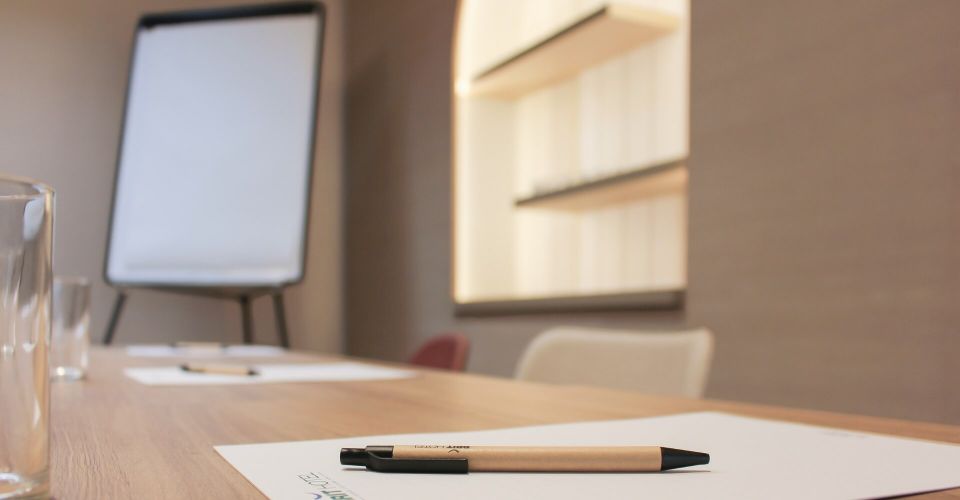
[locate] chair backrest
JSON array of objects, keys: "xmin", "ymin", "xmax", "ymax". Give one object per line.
[
  {"xmin": 514, "ymin": 327, "xmax": 714, "ymax": 398},
  {"xmin": 409, "ymin": 333, "xmax": 471, "ymax": 371}
]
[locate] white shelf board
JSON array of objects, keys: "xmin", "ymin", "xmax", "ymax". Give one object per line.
[{"xmin": 467, "ymin": 4, "xmax": 679, "ymax": 99}]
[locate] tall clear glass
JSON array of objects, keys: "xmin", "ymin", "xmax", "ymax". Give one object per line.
[
  {"xmin": 51, "ymin": 277, "xmax": 91, "ymax": 381},
  {"xmin": 0, "ymin": 177, "xmax": 53, "ymax": 499}
]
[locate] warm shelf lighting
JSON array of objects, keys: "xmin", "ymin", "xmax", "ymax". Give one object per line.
[
  {"xmin": 454, "ymin": 78, "xmax": 472, "ymax": 97},
  {"xmin": 468, "ymin": 3, "xmax": 679, "ymax": 99}
]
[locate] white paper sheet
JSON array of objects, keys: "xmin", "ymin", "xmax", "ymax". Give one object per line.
[
  {"xmin": 215, "ymin": 412, "xmax": 960, "ymax": 500},
  {"xmin": 126, "ymin": 344, "xmax": 287, "ymax": 358},
  {"xmin": 124, "ymin": 363, "xmax": 416, "ymax": 386}
]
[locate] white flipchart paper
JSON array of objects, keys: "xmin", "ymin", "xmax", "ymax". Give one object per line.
[
  {"xmin": 126, "ymin": 344, "xmax": 286, "ymax": 358},
  {"xmin": 215, "ymin": 412, "xmax": 960, "ymax": 500},
  {"xmin": 124, "ymin": 363, "xmax": 415, "ymax": 386}
]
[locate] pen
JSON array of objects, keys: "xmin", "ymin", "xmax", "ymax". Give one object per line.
[
  {"xmin": 340, "ymin": 445, "xmax": 709, "ymax": 473},
  {"xmin": 179, "ymin": 363, "xmax": 258, "ymax": 376},
  {"xmin": 171, "ymin": 341, "xmax": 226, "ymax": 349}
]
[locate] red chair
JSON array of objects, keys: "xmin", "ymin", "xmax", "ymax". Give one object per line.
[{"xmin": 409, "ymin": 333, "xmax": 470, "ymax": 371}]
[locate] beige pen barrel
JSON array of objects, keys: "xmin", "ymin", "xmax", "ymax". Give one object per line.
[
  {"xmin": 174, "ymin": 341, "xmax": 225, "ymax": 349},
  {"xmin": 180, "ymin": 363, "xmax": 258, "ymax": 376},
  {"xmin": 391, "ymin": 446, "xmax": 663, "ymax": 472}
]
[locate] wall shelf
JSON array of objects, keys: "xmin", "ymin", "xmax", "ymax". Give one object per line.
[
  {"xmin": 515, "ymin": 159, "xmax": 687, "ymax": 211},
  {"xmin": 467, "ymin": 4, "xmax": 679, "ymax": 99},
  {"xmin": 455, "ymin": 289, "xmax": 684, "ymax": 317},
  {"xmin": 454, "ymin": 0, "xmax": 689, "ymax": 308}
]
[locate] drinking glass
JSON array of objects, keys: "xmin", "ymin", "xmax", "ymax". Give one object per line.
[
  {"xmin": 0, "ymin": 176, "xmax": 53, "ymax": 499},
  {"xmin": 51, "ymin": 277, "xmax": 91, "ymax": 381}
]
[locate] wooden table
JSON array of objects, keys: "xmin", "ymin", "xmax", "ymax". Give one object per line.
[{"xmin": 50, "ymin": 348, "xmax": 960, "ymax": 498}]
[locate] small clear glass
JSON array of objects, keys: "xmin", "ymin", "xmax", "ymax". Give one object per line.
[
  {"xmin": 0, "ymin": 176, "xmax": 53, "ymax": 499},
  {"xmin": 50, "ymin": 277, "xmax": 91, "ymax": 381}
]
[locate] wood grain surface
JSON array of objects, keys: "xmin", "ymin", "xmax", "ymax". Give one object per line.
[{"xmin": 50, "ymin": 348, "xmax": 960, "ymax": 498}]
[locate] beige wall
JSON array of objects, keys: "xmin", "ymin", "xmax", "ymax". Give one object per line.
[
  {"xmin": 344, "ymin": 0, "xmax": 960, "ymax": 424},
  {"xmin": 687, "ymin": 0, "xmax": 960, "ymax": 423},
  {"xmin": 0, "ymin": 0, "xmax": 343, "ymax": 352}
]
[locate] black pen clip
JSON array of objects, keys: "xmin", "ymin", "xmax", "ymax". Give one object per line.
[{"xmin": 348, "ymin": 449, "xmax": 468, "ymax": 474}]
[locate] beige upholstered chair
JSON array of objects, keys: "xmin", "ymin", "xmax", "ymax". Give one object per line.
[{"xmin": 515, "ymin": 327, "xmax": 714, "ymax": 398}]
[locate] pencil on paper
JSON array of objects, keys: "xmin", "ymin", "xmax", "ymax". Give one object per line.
[
  {"xmin": 171, "ymin": 341, "xmax": 227, "ymax": 349},
  {"xmin": 179, "ymin": 363, "xmax": 258, "ymax": 376}
]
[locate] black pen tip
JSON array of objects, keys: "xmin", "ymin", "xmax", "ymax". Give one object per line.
[
  {"xmin": 660, "ymin": 447, "xmax": 710, "ymax": 471},
  {"xmin": 340, "ymin": 448, "xmax": 369, "ymax": 466}
]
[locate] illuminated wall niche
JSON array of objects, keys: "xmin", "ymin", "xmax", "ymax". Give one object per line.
[{"xmin": 453, "ymin": 0, "xmax": 689, "ymax": 312}]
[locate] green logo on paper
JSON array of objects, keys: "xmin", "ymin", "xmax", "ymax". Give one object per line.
[{"xmin": 297, "ymin": 472, "xmax": 361, "ymax": 500}]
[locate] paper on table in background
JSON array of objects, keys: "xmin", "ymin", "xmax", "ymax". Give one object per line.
[
  {"xmin": 124, "ymin": 363, "xmax": 415, "ymax": 386},
  {"xmin": 126, "ymin": 344, "xmax": 286, "ymax": 358},
  {"xmin": 215, "ymin": 412, "xmax": 960, "ymax": 500}
]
